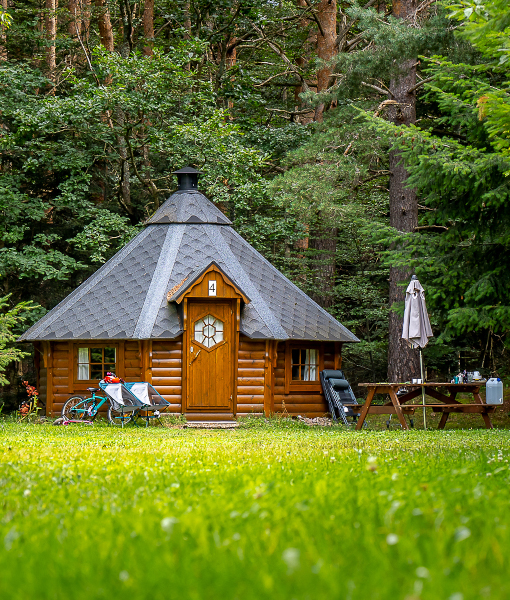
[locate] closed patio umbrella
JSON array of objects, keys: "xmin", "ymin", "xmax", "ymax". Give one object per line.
[{"xmin": 402, "ymin": 275, "xmax": 433, "ymax": 428}]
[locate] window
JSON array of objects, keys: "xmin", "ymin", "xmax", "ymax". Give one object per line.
[
  {"xmin": 291, "ymin": 348, "xmax": 319, "ymax": 382},
  {"xmin": 194, "ymin": 315, "xmax": 224, "ymax": 349},
  {"xmin": 77, "ymin": 347, "xmax": 116, "ymax": 381},
  {"xmin": 284, "ymin": 343, "xmax": 324, "ymax": 393}
]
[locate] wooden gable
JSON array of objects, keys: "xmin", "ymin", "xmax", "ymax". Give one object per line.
[{"xmin": 169, "ymin": 263, "xmax": 250, "ymax": 304}]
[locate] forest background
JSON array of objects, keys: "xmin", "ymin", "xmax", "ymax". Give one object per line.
[{"xmin": 0, "ymin": 0, "xmax": 509, "ymax": 409}]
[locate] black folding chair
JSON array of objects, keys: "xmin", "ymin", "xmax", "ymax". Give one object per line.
[{"xmin": 320, "ymin": 370, "xmax": 359, "ymax": 426}]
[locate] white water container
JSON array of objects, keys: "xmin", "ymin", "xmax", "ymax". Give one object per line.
[{"xmin": 486, "ymin": 378, "xmax": 504, "ymax": 405}]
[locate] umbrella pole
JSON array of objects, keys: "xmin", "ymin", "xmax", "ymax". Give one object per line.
[{"xmin": 420, "ymin": 348, "xmax": 427, "ymax": 430}]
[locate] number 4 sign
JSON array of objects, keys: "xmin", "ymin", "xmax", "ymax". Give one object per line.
[{"xmin": 208, "ymin": 280, "xmax": 217, "ymax": 296}]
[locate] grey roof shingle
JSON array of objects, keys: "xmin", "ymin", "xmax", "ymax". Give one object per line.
[
  {"xmin": 20, "ymin": 190, "xmax": 359, "ymax": 343},
  {"xmin": 146, "ymin": 190, "xmax": 231, "ymax": 225}
]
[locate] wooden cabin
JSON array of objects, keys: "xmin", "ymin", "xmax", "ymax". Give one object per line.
[{"xmin": 20, "ymin": 167, "xmax": 358, "ymax": 420}]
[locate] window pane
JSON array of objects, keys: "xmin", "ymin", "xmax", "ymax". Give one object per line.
[
  {"xmin": 301, "ymin": 349, "xmax": 307, "ymax": 364},
  {"xmin": 104, "ymin": 347, "xmax": 116, "ymax": 362},
  {"xmin": 77, "ymin": 347, "xmax": 90, "ymax": 380},
  {"xmin": 90, "ymin": 348, "xmax": 103, "ymax": 363},
  {"xmin": 104, "ymin": 363, "xmax": 116, "ymax": 374},
  {"xmin": 90, "ymin": 369, "xmax": 102, "ymax": 380},
  {"xmin": 292, "ymin": 365, "xmax": 299, "ymax": 380},
  {"xmin": 306, "ymin": 349, "xmax": 318, "ymax": 381},
  {"xmin": 292, "ymin": 349, "xmax": 300, "ymax": 365}
]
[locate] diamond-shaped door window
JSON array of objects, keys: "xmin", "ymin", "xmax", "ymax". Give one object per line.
[{"xmin": 194, "ymin": 315, "xmax": 224, "ymax": 348}]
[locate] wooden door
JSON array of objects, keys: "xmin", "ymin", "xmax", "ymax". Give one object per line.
[{"xmin": 186, "ymin": 301, "xmax": 234, "ymax": 411}]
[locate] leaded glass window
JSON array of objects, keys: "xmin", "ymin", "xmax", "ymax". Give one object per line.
[{"xmin": 194, "ymin": 315, "xmax": 224, "ymax": 349}]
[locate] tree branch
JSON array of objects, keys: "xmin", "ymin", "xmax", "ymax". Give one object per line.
[
  {"xmin": 361, "ymin": 81, "xmax": 392, "ymax": 96},
  {"xmin": 253, "ymin": 70, "xmax": 294, "ymax": 87},
  {"xmin": 335, "ymin": 0, "xmax": 378, "ymax": 48},
  {"xmin": 413, "ymin": 225, "xmax": 448, "ymax": 232},
  {"xmin": 407, "ymin": 76, "xmax": 434, "ymax": 94},
  {"xmin": 251, "ymin": 23, "xmax": 310, "ymax": 92}
]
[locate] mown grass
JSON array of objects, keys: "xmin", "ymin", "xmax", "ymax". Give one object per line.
[{"xmin": 1, "ymin": 423, "xmax": 509, "ymax": 600}]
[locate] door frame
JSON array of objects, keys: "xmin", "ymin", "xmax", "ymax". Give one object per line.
[{"xmin": 183, "ymin": 298, "xmax": 239, "ymax": 414}]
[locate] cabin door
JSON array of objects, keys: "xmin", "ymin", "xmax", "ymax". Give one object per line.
[{"xmin": 186, "ymin": 301, "xmax": 234, "ymax": 412}]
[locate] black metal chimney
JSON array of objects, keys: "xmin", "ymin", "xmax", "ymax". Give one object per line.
[{"xmin": 173, "ymin": 166, "xmax": 203, "ymax": 191}]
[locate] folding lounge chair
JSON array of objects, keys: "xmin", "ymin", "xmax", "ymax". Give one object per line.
[
  {"xmin": 99, "ymin": 382, "xmax": 144, "ymax": 427},
  {"xmin": 320, "ymin": 370, "xmax": 359, "ymax": 426},
  {"xmin": 124, "ymin": 382, "xmax": 170, "ymax": 426}
]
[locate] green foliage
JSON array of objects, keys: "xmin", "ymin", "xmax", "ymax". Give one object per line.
[
  {"xmin": 0, "ymin": 296, "xmax": 38, "ymax": 385},
  {"xmin": 0, "ymin": 45, "xmax": 268, "ymax": 305},
  {"xmin": 1, "ymin": 426, "xmax": 510, "ymax": 599},
  {"xmin": 269, "ymin": 106, "xmax": 390, "ymax": 380},
  {"xmin": 360, "ymin": 3, "xmax": 510, "ymax": 350}
]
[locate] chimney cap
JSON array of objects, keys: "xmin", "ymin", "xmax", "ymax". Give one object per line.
[{"xmin": 172, "ymin": 166, "xmax": 203, "ymax": 175}]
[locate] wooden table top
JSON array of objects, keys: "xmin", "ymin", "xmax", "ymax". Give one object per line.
[{"xmin": 358, "ymin": 382, "xmax": 484, "ymax": 388}]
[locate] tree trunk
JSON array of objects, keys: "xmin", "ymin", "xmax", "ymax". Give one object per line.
[
  {"xmin": 387, "ymin": 0, "xmax": 420, "ymax": 383},
  {"xmin": 294, "ymin": 0, "xmax": 315, "ymax": 124},
  {"xmin": 309, "ymin": 220, "xmax": 338, "ymax": 308},
  {"xmin": 315, "ymin": 0, "xmax": 337, "ymax": 122},
  {"xmin": 82, "ymin": 0, "xmax": 91, "ymax": 41},
  {"xmin": 68, "ymin": 0, "xmax": 80, "ymax": 36},
  {"xmin": 95, "ymin": 0, "xmax": 114, "ymax": 51},
  {"xmin": 143, "ymin": 0, "xmax": 154, "ymax": 56},
  {"xmin": 46, "ymin": 0, "xmax": 57, "ymax": 86},
  {"xmin": 226, "ymin": 37, "xmax": 236, "ymax": 113}
]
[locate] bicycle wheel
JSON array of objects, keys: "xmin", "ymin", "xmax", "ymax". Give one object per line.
[
  {"xmin": 107, "ymin": 405, "xmax": 134, "ymax": 427},
  {"xmin": 62, "ymin": 396, "xmax": 94, "ymax": 421}
]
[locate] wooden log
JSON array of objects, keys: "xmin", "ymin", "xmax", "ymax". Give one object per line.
[
  {"xmin": 238, "ymin": 351, "xmax": 266, "ymax": 360},
  {"xmin": 236, "ymin": 405, "xmax": 264, "ymax": 412},
  {"xmin": 237, "ymin": 368, "xmax": 265, "ymax": 378},
  {"xmin": 152, "ymin": 350, "xmax": 182, "ymax": 358},
  {"xmin": 237, "ymin": 395, "xmax": 264, "ymax": 402},
  {"xmin": 275, "ymin": 394, "xmax": 325, "ymax": 403},
  {"xmin": 238, "ymin": 377, "xmax": 265, "ymax": 385},
  {"xmin": 151, "ymin": 375, "xmax": 182, "ymax": 385},
  {"xmin": 150, "ymin": 386, "xmax": 181, "ymax": 394},
  {"xmin": 236, "ymin": 386, "xmax": 265, "ymax": 395},
  {"xmin": 237, "ymin": 412, "xmax": 264, "ymax": 418},
  {"xmin": 151, "ymin": 367, "xmax": 181, "ymax": 376}
]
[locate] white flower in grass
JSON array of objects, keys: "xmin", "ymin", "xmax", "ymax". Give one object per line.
[
  {"xmin": 416, "ymin": 566, "xmax": 430, "ymax": 578},
  {"xmin": 282, "ymin": 548, "xmax": 300, "ymax": 573},
  {"xmin": 119, "ymin": 571, "xmax": 129, "ymax": 582},
  {"xmin": 161, "ymin": 517, "xmax": 179, "ymax": 533},
  {"xmin": 454, "ymin": 527, "xmax": 471, "ymax": 542},
  {"xmin": 386, "ymin": 533, "xmax": 399, "ymax": 545}
]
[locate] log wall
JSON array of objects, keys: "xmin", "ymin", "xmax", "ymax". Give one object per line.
[
  {"xmin": 237, "ymin": 335, "xmax": 265, "ymax": 417},
  {"xmin": 41, "ymin": 338, "xmax": 337, "ymax": 419},
  {"xmin": 151, "ymin": 339, "xmax": 182, "ymax": 414},
  {"xmin": 273, "ymin": 342, "xmax": 335, "ymax": 418}
]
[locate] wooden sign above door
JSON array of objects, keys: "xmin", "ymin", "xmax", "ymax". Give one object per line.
[{"xmin": 167, "ymin": 261, "xmax": 250, "ymax": 304}]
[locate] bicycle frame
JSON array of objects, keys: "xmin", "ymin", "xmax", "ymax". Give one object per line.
[{"xmin": 71, "ymin": 392, "xmax": 109, "ymax": 418}]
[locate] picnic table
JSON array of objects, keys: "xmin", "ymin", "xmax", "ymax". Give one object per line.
[{"xmin": 351, "ymin": 382, "xmax": 496, "ymax": 431}]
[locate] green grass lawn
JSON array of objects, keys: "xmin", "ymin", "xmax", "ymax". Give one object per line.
[{"xmin": 1, "ymin": 422, "xmax": 509, "ymax": 600}]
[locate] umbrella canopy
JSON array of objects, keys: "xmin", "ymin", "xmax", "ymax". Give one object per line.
[{"xmin": 402, "ymin": 276, "xmax": 433, "ymax": 349}]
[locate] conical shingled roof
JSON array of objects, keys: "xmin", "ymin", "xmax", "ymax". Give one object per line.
[{"xmin": 20, "ymin": 189, "xmax": 359, "ymax": 343}]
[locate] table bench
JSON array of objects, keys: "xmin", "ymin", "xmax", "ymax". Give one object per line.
[{"xmin": 353, "ymin": 383, "xmax": 496, "ymax": 430}]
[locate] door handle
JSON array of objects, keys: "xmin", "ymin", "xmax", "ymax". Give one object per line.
[{"xmin": 189, "ymin": 348, "xmax": 201, "ymax": 365}]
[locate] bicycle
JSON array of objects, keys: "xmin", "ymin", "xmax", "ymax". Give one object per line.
[{"xmin": 62, "ymin": 387, "xmax": 132, "ymax": 426}]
